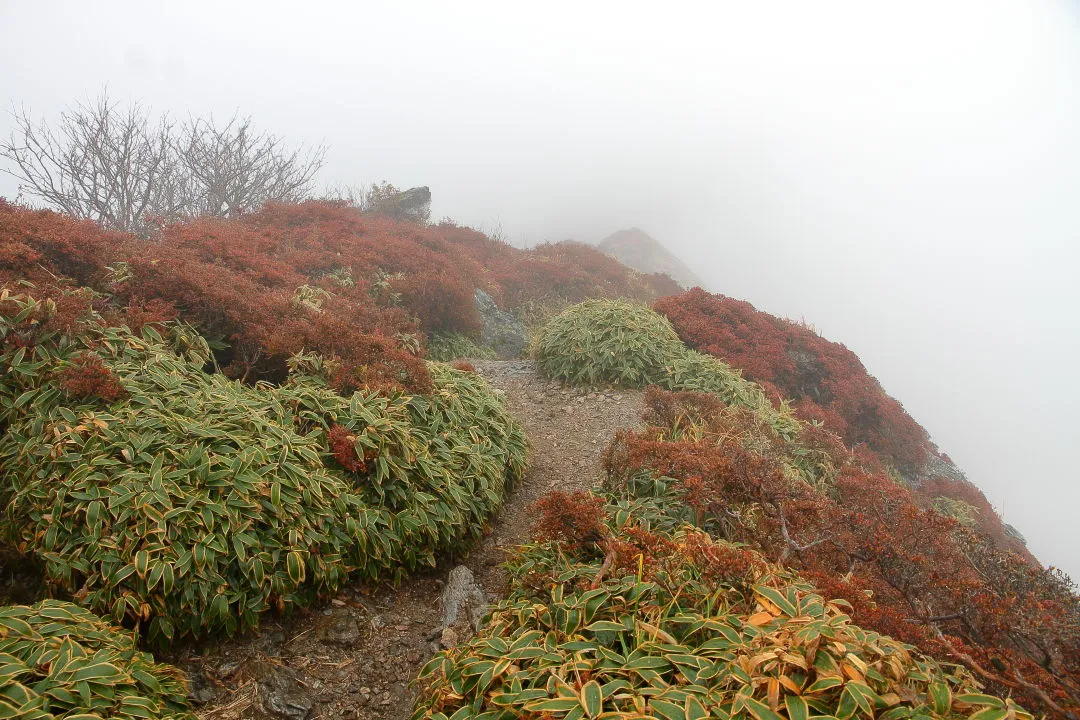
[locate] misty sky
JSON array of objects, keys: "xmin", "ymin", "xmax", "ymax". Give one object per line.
[{"xmin": 2, "ymin": 1, "xmax": 1078, "ymax": 578}]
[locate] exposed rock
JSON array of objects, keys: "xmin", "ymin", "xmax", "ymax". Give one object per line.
[
  {"xmin": 186, "ymin": 672, "xmax": 218, "ymax": 706},
  {"xmin": 315, "ymin": 609, "xmax": 363, "ymax": 647},
  {"xmin": 439, "ymin": 626, "xmax": 459, "ymax": 649},
  {"xmin": 438, "ymin": 565, "xmax": 488, "ymax": 632},
  {"xmin": 1004, "ymin": 523, "xmax": 1028, "ymax": 545},
  {"xmin": 920, "ymin": 452, "xmax": 967, "ymax": 484},
  {"xmin": 253, "ymin": 661, "xmax": 314, "ymax": 720},
  {"xmin": 475, "ymin": 289, "xmax": 525, "ymax": 358},
  {"xmin": 369, "ymin": 186, "xmax": 431, "ymax": 224}
]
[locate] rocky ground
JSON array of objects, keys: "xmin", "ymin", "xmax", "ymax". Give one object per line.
[{"xmin": 177, "ymin": 360, "xmax": 644, "ymax": 720}]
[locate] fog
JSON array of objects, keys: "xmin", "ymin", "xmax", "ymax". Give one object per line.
[{"xmin": 2, "ymin": 1, "xmax": 1077, "ymax": 578}]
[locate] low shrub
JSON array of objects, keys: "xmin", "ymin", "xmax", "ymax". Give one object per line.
[
  {"xmin": 0, "ymin": 599, "xmax": 193, "ymax": 719},
  {"xmin": 428, "ymin": 333, "xmax": 496, "ymax": 362},
  {"xmin": 0, "ymin": 289, "xmax": 527, "ymax": 643},
  {"xmin": 0, "ymin": 202, "xmax": 676, "ymax": 391},
  {"xmin": 534, "ymin": 300, "xmax": 802, "ymax": 441},
  {"xmin": 534, "ymin": 299, "xmax": 684, "ymax": 387},
  {"xmin": 412, "ymin": 486, "xmax": 1020, "ymax": 720}
]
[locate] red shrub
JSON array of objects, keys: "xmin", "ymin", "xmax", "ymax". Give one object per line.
[
  {"xmin": 3, "ymin": 201, "xmax": 673, "ymax": 395},
  {"xmin": 654, "ymin": 288, "xmax": 931, "ymax": 475},
  {"xmin": 55, "ymin": 352, "xmax": 128, "ymax": 402},
  {"xmin": 326, "ymin": 424, "xmax": 365, "ymax": 473},
  {"xmin": 532, "ymin": 490, "xmax": 607, "ymax": 553}
]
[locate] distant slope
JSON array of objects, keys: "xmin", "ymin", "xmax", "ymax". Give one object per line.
[{"xmin": 597, "ymin": 228, "xmax": 704, "ymax": 290}]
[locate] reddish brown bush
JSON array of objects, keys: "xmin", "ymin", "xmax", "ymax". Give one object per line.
[
  {"xmin": 326, "ymin": 424, "xmax": 365, "ymax": 473},
  {"xmin": 54, "ymin": 352, "xmax": 128, "ymax": 402},
  {"xmin": 532, "ymin": 490, "xmax": 607, "ymax": 553},
  {"xmin": 655, "ymin": 288, "xmax": 931, "ymax": 475},
  {"xmin": 2, "ymin": 202, "xmax": 677, "ymax": 395}
]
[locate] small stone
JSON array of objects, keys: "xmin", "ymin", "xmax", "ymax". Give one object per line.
[
  {"xmin": 192, "ymin": 686, "xmax": 216, "ymax": 705},
  {"xmin": 440, "ymin": 627, "xmax": 459, "ymax": 649},
  {"xmin": 217, "ymin": 661, "xmax": 240, "ymax": 678},
  {"xmin": 316, "ymin": 611, "xmax": 363, "ymax": 647}
]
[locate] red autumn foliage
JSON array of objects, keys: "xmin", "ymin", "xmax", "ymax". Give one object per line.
[
  {"xmin": 531, "ymin": 490, "xmax": 608, "ymax": 553},
  {"xmin": 0, "ymin": 284, "xmax": 104, "ymax": 350},
  {"xmin": 606, "ymin": 387, "xmax": 1080, "ymax": 717},
  {"xmin": 654, "ymin": 288, "xmax": 930, "ymax": 475},
  {"xmin": 920, "ymin": 473, "xmax": 1033, "ymax": 560},
  {"xmin": 326, "ymin": 424, "xmax": 366, "ymax": 473},
  {"xmin": 54, "ymin": 352, "xmax": 128, "ymax": 402},
  {"xmin": 1, "ymin": 201, "xmax": 676, "ymax": 395},
  {"xmin": 680, "ymin": 530, "xmax": 766, "ymax": 585},
  {"xmin": 603, "ymin": 522, "xmax": 679, "ymax": 583}
]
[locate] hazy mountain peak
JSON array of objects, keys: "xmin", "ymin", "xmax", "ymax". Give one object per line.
[{"xmin": 597, "ymin": 228, "xmax": 704, "ymax": 290}]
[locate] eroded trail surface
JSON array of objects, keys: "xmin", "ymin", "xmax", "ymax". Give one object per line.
[{"xmin": 182, "ymin": 360, "xmax": 643, "ymax": 720}]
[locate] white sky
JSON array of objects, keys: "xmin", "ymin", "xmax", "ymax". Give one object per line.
[{"xmin": 2, "ymin": 0, "xmax": 1077, "ymax": 578}]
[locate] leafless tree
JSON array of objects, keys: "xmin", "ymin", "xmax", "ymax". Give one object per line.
[
  {"xmin": 177, "ymin": 115, "xmax": 325, "ymax": 219},
  {"xmin": 1, "ymin": 95, "xmax": 186, "ymax": 234},
  {"xmin": 0, "ymin": 92, "xmax": 327, "ymax": 235}
]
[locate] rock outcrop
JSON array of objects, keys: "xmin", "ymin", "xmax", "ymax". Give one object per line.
[{"xmin": 475, "ymin": 289, "xmax": 525, "ymax": 358}]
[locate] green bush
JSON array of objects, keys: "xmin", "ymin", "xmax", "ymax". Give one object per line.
[
  {"xmin": 412, "ymin": 487, "xmax": 1024, "ymax": 720},
  {"xmin": 534, "ymin": 300, "xmax": 801, "ymax": 440},
  {"xmin": 534, "ymin": 299, "xmax": 685, "ymax": 387},
  {"xmin": 931, "ymin": 496, "xmax": 979, "ymax": 528},
  {"xmin": 0, "ymin": 289, "xmax": 527, "ymax": 644},
  {"xmin": 428, "ymin": 333, "xmax": 496, "ymax": 362},
  {"xmin": 0, "ymin": 600, "xmax": 193, "ymax": 719}
]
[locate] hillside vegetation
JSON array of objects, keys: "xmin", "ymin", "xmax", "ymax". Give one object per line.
[
  {"xmin": 0, "ymin": 199, "xmax": 679, "ymax": 393},
  {"xmin": 414, "ymin": 485, "xmax": 1030, "ymax": 720},
  {"xmin": 531, "ymin": 300, "xmax": 1078, "ymax": 717},
  {"xmin": 0, "ymin": 287, "xmax": 527, "ymax": 643},
  {"xmin": 0, "ymin": 201, "xmax": 1074, "ymax": 718},
  {"xmin": 653, "ymin": 288, "xmax": 1031, "ymax": 558}
]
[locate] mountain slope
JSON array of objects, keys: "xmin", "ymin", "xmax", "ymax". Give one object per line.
[{"xmin": 597, "ymin": 227, "xmax": 705, "ymax": 289}]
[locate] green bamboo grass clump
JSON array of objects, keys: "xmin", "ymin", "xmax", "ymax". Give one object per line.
[
  {"xmin": 428, "ymin": 332, "xmax": 497, "ymax": 362},
  {"xmin": 0, "ymin": 600, "xmax": 194, "ymax": 719},
  {"xmin": 534, "ymin": 300, "xmax": 800, "ymax": 441},
  {"xmin": 0, "ymin": 289, "xmax": 527, "ymax": 644},
  {"xmin": 535, "ymin": 299, "xmax": 685, "ymax": 387},
  {"xmin": 412, "ymin": 488, "xmax": 1026, "ymax": 720}
]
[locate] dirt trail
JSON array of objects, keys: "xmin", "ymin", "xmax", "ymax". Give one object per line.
[{"xmin": 182, "ymin": 360, "xmax": 643, "ymax": 720}]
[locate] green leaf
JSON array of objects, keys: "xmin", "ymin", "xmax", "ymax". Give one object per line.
[
  {"xmin": 580, "ymin": 680, "xmax": 602, "ymax": 718},
  {"xmin": 786, "ymin": 695, "xmax": 810, "ymax": 720}
]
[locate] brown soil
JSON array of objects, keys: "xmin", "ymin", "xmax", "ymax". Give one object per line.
[{"xmin": 180, "ymin": 360, "xmax": 644, "ymax": 720}]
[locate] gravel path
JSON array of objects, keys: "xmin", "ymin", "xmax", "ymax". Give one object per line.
[{"xmin": 181, "ymin": 360, "xmax": 644, "ymax": 720}]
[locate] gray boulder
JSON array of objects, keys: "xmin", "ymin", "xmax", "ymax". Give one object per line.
[
  {"xmin": 369, "ymin": 186, "xmax": 431, "ymax": 223},
  {"xmin": 475, "ymin": 289, "xmax": 525, "ymax": 359}
]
